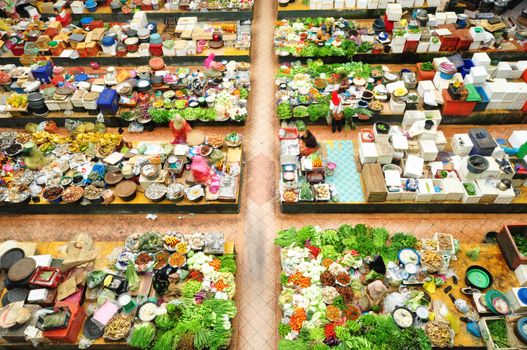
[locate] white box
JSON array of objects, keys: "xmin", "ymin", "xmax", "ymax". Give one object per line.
[
  {"xmin": 469, "ymin": 27, "xmax": 487, "ymax": 41},
  {"xmin": 435, "ymin": 12, "xmax": 446, "ymax": 25},
  {"xmin": 461, "ymin": 180, "xmax": 482, "ymax": 203},
  {"xmin": 403, "ymin": 155, "xmax": 424, "ymax": 178},
  {"xmin": 391, "ymin": 36, "xmax": 407, "ymax": 46},
  {"xmin": 509, "ymin": 63, "xmax": 524, "ymax": 80},
  {"xmin": 413, "ymin": 0, "xmax": 424, "ymax": 5},
  {"xmin": 496, "ymin": 62, "xmax": 513, "ymax": 79},
  {"xmin": 334, "ymin": 0, "xmax": 345, "ymax": 8},
  {"xmin": 70, "ymin": 0, "xmax": 85, "ymax": 14},
  {"xmin": 386, "ymin": 186, "xmax": 403, "ymax": 201},
  {"xmin": 483, "ymin": 82, "xmax": 506, "ymax": 102},
  {"xmin": 435, "ymin": 131, "xmax": 447, "ymax": 151},
  {"xmin": 514, "ymin": 267, "xmax": 527, "ymax": 287},
  {"xmin": 386, "ymin": 4, "xmax": 402, "ymax": 21},
  {"xmin": 356, "ymin": 0, "xmax": 368, "ymax": 8},
  {"xmin": 423, "ymin": 109, "xmax": 442, "ymax": 130},
  {"xmin": 427, "ymin": 0, "xmax": 440, "ymax": 5},
  {"xmin": 376, "ymin": 142, "xmax": 394, "ymax": 164},
  {"xmin": 428, "ymin": 40, "xmax": 441, "ymax": 52},
  {"xmin": 367, "ymin": 0, "xmax": 379, "ymax": 8},
  {"xmin": 416, "ymin": 179, "xmax": 434, "ymax": 201},
  {"xmin": 344, "ymin": 0, "xmax": 356, "ymax": 7},
  {"xmin": 472, "ymin": 52, "xmax": 491, "ymax": 68},
  {"xmin": 417, "ymin": 80, "xmax": 435, "ymax": 97},
  {"xmin": 378, "ymin": 0, "xmax": 389, "ymax": 8},
  {"xmin": 517, "ymin": 60, "xmax": 527, "ymax": 73},
  {"xmin": 476, "ymin": 179, "xmax": 499, "ymax": 203},
  {"xmin": 416, "ymin": 41, "xmax": 429, "ymax": 53},
  {"xmin": 407, "ymin": 32, "xmax": 422, "ymax": 41},
  {"xmin": 470, "ymin": 65, "xmax": 488, "ymax": 84},
  {"xmin": 442, "ymin": 178, "xmax": 464, "ymax": 201},
  {"xmin": 359, "ymin": 142, "xmax": 379, "ymax": 164},
  {"xmin": 427, "ymin": 14, "xmax": 437, "ymax": 27},
  {"xmin": 506, "ymin": 287, "xmax": 527, "ymax": 312},
  {"xmin": 391, "ymin": 134, "xmax": 409, "ymax": 151},
  {"xmin": 451, "ymin": 134, "xmax": 474, "ymax": 156},
  {"xmin": 469, "ymin": 41, "xmax": 481, "ymax": 50},
  {"xmin": 430, "ymin": 179, "xmax": 447, "ymax": 201},
  {"xmin": 503, "ymin": 87, "xmax": 518, "ymax": 103},
  {"xmin": 418, "ymin": 138, "xmax": 439, "ymax": 161},
  {"xmin": 509, "ymin": 131, "xmax": 527, "ymax": 149},
  {"xmin": 389, "ymin": 98, "xmax": 406, "ymax": 113},
  {"xmin": 398, "ymin": 0, "xmax": 414, "ymax": 7},
  {"xmin": 494, "ymin": 187, "xmax": 515, "ymax": 204},
  {"xmin": 445, "ymin": 12, "xmax": 457, "ymax": 24},
  {"xmin": 400, "ymin": 179, "xmax": 418, "ymax": 200},
  {"xmin": 402, "ymin": 110, "xmax": 425, "ymax": 129}
]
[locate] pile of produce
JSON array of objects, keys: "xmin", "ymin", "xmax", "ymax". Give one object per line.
[{"xmin": 276, "ymin": 224, "xmax": 434, "ymax": 350}]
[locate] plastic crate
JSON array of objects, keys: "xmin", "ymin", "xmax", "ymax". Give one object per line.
[
  {"xmin": 460, "ymin": 59, "xmax": 474, "ymax": 78},
  {"xmin": 441, "ymin": 89, "xmax": 476, "ymax": 116},
  {"xmin": 96, "ymin": 89, "xmax": 119, "ymax": 115}
]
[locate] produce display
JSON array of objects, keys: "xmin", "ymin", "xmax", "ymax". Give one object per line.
[
  {"xmin": 275, "ymin": 224, "xmax": 527, "ymax": 349},
  {"xmin": 0, "ymin": 231, "xmax": 237, "ymax": 349},
  {"xmin": 0, "ymin": 14, "xmax": 251, "ymax": 59},
  {"xmin": 0, "ymin": 123, "xmax": 242, "ymax": 207},
  {"xmin": 274, "ymin": 13, "xmax": 522, "ymax": 57},
  {"xmin": 0, "ymin": 60, "xmax": 250, "ymax": 125}
]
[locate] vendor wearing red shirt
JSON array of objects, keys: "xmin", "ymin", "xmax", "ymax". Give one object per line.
[{"xmin": 300, "ymin": 129, "xmax": 319, "ymax": 156}]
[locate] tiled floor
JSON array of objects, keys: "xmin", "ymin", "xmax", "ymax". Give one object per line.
[{"xmin": 1, "ymin": 1, "xmax": 527, "ymax": 349}]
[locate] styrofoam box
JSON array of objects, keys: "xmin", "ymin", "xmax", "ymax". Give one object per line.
[
  {"xmin": 359, "ymin": 142, "xmax": 379, "ymax": 164},
  {"xmin": 418, "ymin": 138, "xmax": 439, "ymax": 161},
  {"xmin": 503, "ymin": 85, "xmax": 519, "ymax": 103},
  {"xmin": 483, "ymin": 81, "xmax": 506, "ymax": 102},
  {"xmin": 431, "ymin": 179, "xmax": 447, "ymax": 201},
  {"xmin": 418, "ymin": 80, "xmax": 435, "ymax": 97},
  {"xmin": 472, "ymin": 52, "xmax": 491, "ymax": 68},
  {"xmin": 428, "ymin": 41, "xmax": 441, "ymax": 52},
  {"xmin": 427, "ymin": 0, "xmax": 440, "ymax": 5},
  {"xmin": 509, "ymin": 131, "xmax": 527, "ymax": 149},
  {"xmin": 376, "ymin": 142, "xmax": 394, "ymax": 164},
  {"xmin": 402, "ymin": 110, "xmax": 425, "ymax": 129},
  {"xmin": 469, "ymin": 65, "xmax": 487, "ymax": 84},
  {"xmin": 433, "ymin": 72, "xmax": 462, "ymax": 91},
  {"xmin": 435, "ymin": 12, "xmax": 446, "ymax": 25},
  {"xmin": 423, "ymin": 109, "xmax": 442, "ymax": 129},
  {"xmin": 391, "ymin": 134, "xmax": 409, "ymax": 151},
  {"xmin": 391, "ymin": 44, "xmax": 405, "ymax": 53},
  {"xmin": 334, "ymin": 0, "xmax": 345, "ymax": 8},
  {"xmin": 517, "ymin": 60, "xmax": 527, "ymax": 73},
  {"xmin": 378, "ymin": 0, "xmax": 389, "ymax": 8},
  {"xmin": 462, "ymin": 180, "xmax": 482, "ymax": 203},
  {"xmin": 416, "ymin": 42, "xmax": 429, "ymax": 53},
  {"xmin": 495, "ymin": 62, "xmax": 512, "ymax": 79},
  {"xmin": 509, "ymin": 63, "xmax": 524, "ymax": 80},
  {"xmin": 469, "ymin": 26, "xmax": 487, "ymax": 41},
  {"xmin": 445, "ymin": 12, "xmax": 457, "ymax": 24},
  {"xmin": 386, "ymin": 4, "xmax": 402, "ymax": 21},
  {"xmin": 413, "ymin": 0, "xmax": 424, "ymax": 5},
  {"xmin": 399, "ymin": 178, "xmax": 418, "ymax": 200},
  {"xmin": 512, "ymin": 82, "xmax": 527, "ymax": 103},
  {"xmin": 356, "ymin": 0, "xmax": 368, "ymax": 8},
  {"xmin": 367, "ymin": 0, "xmax": 379, "ymax": 8},
  {"xmin": 389, "ymin": 98, "xmax": 406, "ymax": 113},
  {"xmin": 433, "ymin": 56, "xmax": 450, "ymax": 68},
  {"xmin": 451, "ymin": 134, "xmax": 473, "ymax": 156},
  {"xmin": 391, "ymin": 36, "xmax": 407, "ymax": 46},
  {"xmin": 403, "ymin": 155, "xmax": 424, "ymax": 178},
  {"xmin": 435, "ymin": 130, "xmax": 447, "ymax": 151},
  {"xmin": 416, "ymin": 179, "xmax": 434, "ymax": 201},
  {"xmin": 397, "ymin": 0, "xmax": 414, "ymax": 7},
  {"xmin": 494, "ymin": 187, "xmax": 515, "ymax": 204},
  {"xmin": 476, "ymin": 179, "xmax": 499, "ymax": 203},
  {"xmin": 514, "ymin": 267, "xmax": 527, "ymax": 287},
  {"xmin": 469, "ymin": 41, "xmax": 481, "ymax": 50},
  {"xmin": 481, "ymin": 157, "xmax": 500, "ymax": 178},
  {"xmin": 442, "ymin": 178, "xmax": 464, "ymax": 201},
  {"xmin": 506, "ymin": 288, "xmax": 527, "ymax": 312},
  {"xmin": 386, "ymin": 186, "xmax": 402, "ymax": 201}
]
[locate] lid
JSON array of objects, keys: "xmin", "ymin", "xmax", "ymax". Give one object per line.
[
  {"xmin": 102, "ymin": 36, "xmax": 116, "ymax": 46},
  {"xmin": 150, "ymin": 33, "xmax": 162, "ymax": 44},
  {"xmin": 80, "ymin": 17, "xmax": 94, "ymax": 25},
  {"xmin": 467, "ymin": 268, "xmax": 491, "ymax": 289},
  {"xmin": 518, "ymin": 288, "xmax": 527, "ymax": 305},
  {"xmin": 28, "ymin": 92, "xmax": 43, "ymax": 102},
  {"xmin": 124, "ymin": 37, "xmax": 139, "ymax": 45},
  {"xmin": 485, "ymin": 289, "xmax": 510, "ymax": 315},
  {"xmin": 0, "ymin": 248, "xmax": 25, "ymax": 270},
  {"xmin": 4, "ymin": 288, "xmax": 28, "ymax": 306},
  {"xmin": 104, "ymin": 168, "xmax": 124, "ymax": 185},
  {"xmin": 84, "ymin": 91, "xmax": 100, "ymax": 101},
  {"xmin": 8, "ymin": 258, "xmax": 36, "ymax": 282},
  {"xmin": 115, "ymin": 180, "xmax": 137, "ymax": 197}
]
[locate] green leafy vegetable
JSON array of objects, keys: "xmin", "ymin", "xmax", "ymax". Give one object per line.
[{"xmin": 129, "ymin": 323, "xmax": 155, "ymax": 350}]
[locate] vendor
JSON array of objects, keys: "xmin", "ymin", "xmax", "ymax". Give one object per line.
[
  {"xmin": 330, "ymin": 91, "xmax": 344, "ymax": 133},
  {"xmin": 299, "ymin": 129, "xmax": 319, "ymax": 156},
  {"xmin": 169, "ymin": 114, "xmax": 192, "ymax": 144}
]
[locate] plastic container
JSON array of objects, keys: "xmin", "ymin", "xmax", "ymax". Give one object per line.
[
  {"xmin": 473, "ymin": 86, "xmax": 489, "ymax": 112},
  {"xmin": 497, "ymin": 225, "xmax": 527, "ymax": 269},
  {"xmin": 460, "ymin": 59, "xmax": 474, "ymax": 78},
  {"xmin": 441, "ymin": 89, "xmax": 476, "ymax": 116},
  {"xmin": 31, "ymin": 61, "xmax": 54, "ymax": 84},
  {"xmin": 97, "ymin": 89, "xmax": 119, "ymax": 115},
  {"xmin": 101, "ymin": 36, "xmax": 116, "ymax": 55},
  {"xmin": 469, "ymin": 128, "xmax": 497, "ymax": 156}
]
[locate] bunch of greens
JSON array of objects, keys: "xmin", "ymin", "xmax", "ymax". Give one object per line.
[
  {"xmin": 180, "ymin": 107, "xmax": 217, "ymax": 121},
  {"xmin": 129, "ymin": 323, "xmax": 155, "ymax": 350},
  {"xmin": 513, "ymin": 234, "xmax": 527, "ymax": 256},
  {"xmin": 277, "ymin": 102, "xmax": 293, "ymax": 120},
  {"xmin": 487, "ymin": 319, "xmax": 509, "ymax": 348},
  {"xmin": 293, "ymin": 105, "xmax": 309, "ymax": 118},
  {"xmin": 149, "ymin": 108, "xmax": 171, "ymax": 124},
  {"xmin": 217, "ymin": 254, "xmax": 237, "ymax": 274},
  {"xmin": 307, "ymin": 103, "xmax": 329, "ymax": 122}
]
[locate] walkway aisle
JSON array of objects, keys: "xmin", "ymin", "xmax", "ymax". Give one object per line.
[{"xmin": 237, "ymin": 0, "xmax": 280, "ymax": 348}]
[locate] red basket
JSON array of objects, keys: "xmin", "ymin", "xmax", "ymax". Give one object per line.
[
  {"xmin": 279, "ymin": 127, "xmax": 298, "ymax": 140},
  {"xmin": 441, "ymin": 89, "xmax": 476, "ymax": 116}
]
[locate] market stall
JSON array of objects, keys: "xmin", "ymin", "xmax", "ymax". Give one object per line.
[
  {"xmin": 0, "ymin": 60, "xmax": 250, "ymax": 127},
  {"xmin": 275, "ymin": 59, "xmax": 527, "ymax": 126},
  {"xmin": 0, "ymin": 231, "xmax": 238, "ymax": 349},
  {"xmin": 0, "ymin": 124, "xmax": 243, "ymax": 214},
  {"xmin": 279, "ymin": 124, "xmax": 527, "ymax": 213},
  {"xmin": 276, "ymin": 224, "xmax": 523, "ymax": 349},
  {"xmin": 0, "ymin": 12, "xmax": 251, "ymax": 66},
  {"xmin": 274, "ymin": 13, "xmax": 527, "ymax": 63}
]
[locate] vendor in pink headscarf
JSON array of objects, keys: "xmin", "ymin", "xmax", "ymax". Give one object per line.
[
  {"xmin": 330, "ymin": 91, "xmax": 344, "ymax": 133},
  {"xmin": 169, "ymin": 114, "xmax": 192, "ymax": 145},
  {"xmin": 190, "ymin": 156, "xmax": 212, "ymax": 185}
]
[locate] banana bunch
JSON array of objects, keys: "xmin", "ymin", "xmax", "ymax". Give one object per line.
[
  {"xmin": 32, "ymin": 131, "xmax": 69, "ymax": 146},
  {"xmin": 69, "ymin": 132, "xmax": 122, "ymax": 154},
  {"xmin": 7, "ymin": 94, "xmax": 28, "ymax": 109},
  {"xmin": 164, "ymin": 235, "xmax": 179, "ymax": 247}
]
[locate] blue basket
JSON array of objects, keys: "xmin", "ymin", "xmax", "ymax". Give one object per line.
[{"xmin": 461, "ymin": 59, "xmax": 474, "ymax": 78}]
